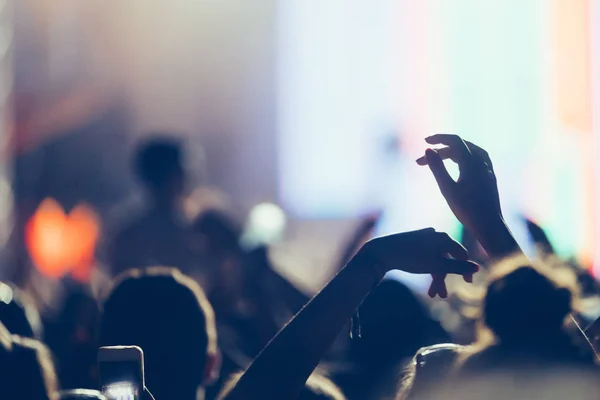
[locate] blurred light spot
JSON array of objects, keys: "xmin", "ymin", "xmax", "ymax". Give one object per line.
[
  {"xmin": 242, "ymin": 202, "xmax": 287, "ymax": 247},
  {"xmin": 25, "ymin": 198, "xmax": 100, "ymax": 282}
]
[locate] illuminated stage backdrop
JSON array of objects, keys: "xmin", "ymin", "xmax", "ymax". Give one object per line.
[{"xmin": 278, "ymin": 0, "xmax": 598, "ymax": 271}]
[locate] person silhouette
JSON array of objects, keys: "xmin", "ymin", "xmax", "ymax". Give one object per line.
[
  {"xmin": 108, "ymin": 136, "xmax": 204, "ymax": 276},
  {"xmin": 100, "ymin": 267, "xmax": 219, "ymax": 400}
]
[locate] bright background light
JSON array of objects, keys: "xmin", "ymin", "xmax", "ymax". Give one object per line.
[
  {"xmin": 242, "ymin": 202, "xmax": 287, "ymax": 248},
  {"xmin": 10, "ymin": 0, "xmax": 600, "ymax": 289},
  {"xmin": 277, "ymin": 0, "xmax": 597, "ymax": 273}
]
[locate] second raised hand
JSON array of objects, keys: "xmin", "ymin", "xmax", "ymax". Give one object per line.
[
  {"xmin": 357, "ymin": 228, "xmax": 479, "ymax": 298},
  {"xmin": 417, "ymin": 134, "xmax": 501, "ymax": 224},
  {"xmin": 416, "ymin": 134, "xmax": 521, "ymax": 259}
]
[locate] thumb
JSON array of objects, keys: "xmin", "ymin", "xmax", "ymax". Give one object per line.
[{"xmin": 425, "ymin": 149, "xmax": 454, "ymax": 193}]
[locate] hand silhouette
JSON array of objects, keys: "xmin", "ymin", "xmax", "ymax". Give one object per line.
[
  {"xmin": 417, "ymin": 134, "xmax": 501, "ymax": 230},
  {"xmin": 524, "ymin": 217, "xmax": 555, "ymax": 256},
  {"xmin": 417, "ymin": 135, "xmax": 519, "ymax": 258},
  {"xmin": 357, "ymin": 228, "xmax": 479, "ymax": 297}
]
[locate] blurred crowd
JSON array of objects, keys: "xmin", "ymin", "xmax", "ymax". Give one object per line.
[{"xmin": 2, "ymin": 134, "xmax": 600, "ymax": 400}]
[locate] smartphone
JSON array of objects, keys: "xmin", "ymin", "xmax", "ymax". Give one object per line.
[{"xmin": 97, "ymin": 346, "xmax": 144, "ymax": 400}]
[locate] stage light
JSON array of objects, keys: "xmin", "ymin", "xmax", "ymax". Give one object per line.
[
  {"xmin": 25, "ymin": 198, "xmax": 100, "ymax": 282},
  {"xmin": 242, "ymin": 202, "xmax": 287, "ymax": 248}
]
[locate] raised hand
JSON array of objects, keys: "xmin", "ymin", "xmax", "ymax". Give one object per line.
[
  {"xmin": 416, "ymin": 134, "xmax": 520, "ymax": 258},
  {"xmin": 416, "ymin": 134, "xmax": 500, "ymax": 230},
  {"xmin": 357, "ymin": 228, "xmax": 479, "ymax": 297},
  {"xmin": 524, "ymin": 217, "xmax": 555, "ymax": 256}
]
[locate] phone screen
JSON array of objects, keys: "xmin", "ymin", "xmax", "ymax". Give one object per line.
[{"xmin": 98, "ymin": 360, "xmax": 141, "ymax": 400}]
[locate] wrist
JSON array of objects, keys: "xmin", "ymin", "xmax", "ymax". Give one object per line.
[
  {"xmin": 348, "ymin": 250, "xmax": 387, "ymax": 282},
  {"xmin": 473, "ymin": 215, "xmax": 520, "ymax": 259}
]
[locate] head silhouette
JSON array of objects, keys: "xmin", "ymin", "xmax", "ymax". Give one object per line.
[
  {"xmin": 459, "ymin": 258, "xmax": 595, "ymax": 376},
  {"xmin": 192, "ymin": 210, "xmax": 242, "ymax": 260},
  {"xmin": 0, "ymin": 321, "xmax": 58, "ymax": 400},
  {"xmin": 483, "ymin": 264, "xmax": 571, "ymax": 344},
  {"xmin": 0, "ymin": 282, "xmax": 42, "ymax": 339},
  {"xmin": 100, "ymin": 267, "xmax": 218, "ymax": 400},
  {"xmin": 134, "ymin": 137, "xmax": 185, "ymax": 205},
  {"xmin": 397, "ymin": 343, "xmax": 464, "ymax": 400}
]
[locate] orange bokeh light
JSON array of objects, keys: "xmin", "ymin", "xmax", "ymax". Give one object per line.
[{"xmin": 25, "ymin": 198, "xmax": 100, "ymax": 282}]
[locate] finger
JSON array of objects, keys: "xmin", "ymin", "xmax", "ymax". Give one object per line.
[
  {"xmin": 425, "ymin": 134, "xmax": 472, "ymax": 161},
  {"xmin": 438, "ymin": 279, "xmax": 448, "ymax": 298},
  {"xmin": 437, "ymin": 259, "xmax": 479, "ymax": 275},
  {"xmin": 425, "ymin": 149, "xmax": 455, "ymax": 192},
  {"xmin": 431, "ymin": 275, "xmax": 441, "ymax": 297},
  {"xmin": 428, "ymin": 280, "xmax": 437, "ymax": 298},
  {"xmin": 463, "ymin": 273, "xmax": 473, "ymax": 283},
  {"xmin": 416, "ymin": 147, "xmax": 456, "ymax": 165},
  {"xmin": 430, "ymin": 274, "xmax": 447, "ymax": 298}
]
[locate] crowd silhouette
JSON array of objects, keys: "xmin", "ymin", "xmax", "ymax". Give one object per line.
[{"xmin": 2, "ymin": 133, "xmax": 600, "ymax": 400}]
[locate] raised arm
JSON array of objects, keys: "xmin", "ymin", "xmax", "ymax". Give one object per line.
[
  {"xmin": 416, "ymin": 134, "xmax": 521, "ymax": 259},
  {"xmin": 524, "ymin": 217, "xmax": 556, "ymax": 257},
  {"xmin": 223, "ymin": 228, "xmax": 478, "ymax": 400}
]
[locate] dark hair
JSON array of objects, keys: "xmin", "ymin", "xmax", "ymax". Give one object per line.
[
  {"xmin": 133, "ymin": 137, "xmax": 184, "ymax": 190},
  {"xmin": 100, "ymin": 267, "xmax": 217, "ymax": 399},
  {"xmin": 459, "ymin": 259, "xmax": 595, "ymax": 375},
  {"xmin": 217, "ymin": 371, "xmax": 346, "ymax": 400},
  {"xmin": 484, "ymin": 266, "xmax": 571, "ymax": 342},
  {"xmin": 0, "ymin": 321, "xmax": 58, "ymax": 400},
  {"xmin": 0, "ymin": 282, "xmax": 42, "ymax": 339}
]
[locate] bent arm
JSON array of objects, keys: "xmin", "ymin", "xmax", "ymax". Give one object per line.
[{"xmin": 223, "ymin": 254, "xmax": 383, "ymax": 400}]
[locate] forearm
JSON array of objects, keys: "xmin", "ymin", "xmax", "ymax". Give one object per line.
[{"xmin": 223, "ymin": 255, "xmax": 384, "ymax": 400}]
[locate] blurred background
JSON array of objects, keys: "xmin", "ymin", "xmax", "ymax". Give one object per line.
[{"xmin": 1, "ymin": 0, "xmax": 599, "ymax": 293}]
